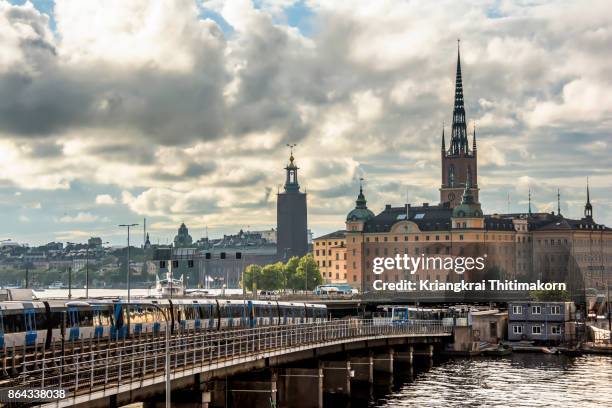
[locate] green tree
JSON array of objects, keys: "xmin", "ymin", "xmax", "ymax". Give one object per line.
[
  {"xmin": 242, "ymin": 264, "xmax": 262, "ymax": 292},
  {"xmin": 284, "ymin": 256, "xmax": 300, "ymax": 291},
  {"xmin": 295, "ymin": 254, "xmax": 322, "ymax": 291},
  {"xmin": 260, "ymin": 262, "xmax": 285, "ymax": 290}
]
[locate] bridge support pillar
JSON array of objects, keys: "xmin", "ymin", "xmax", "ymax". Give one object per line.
[
  {"xmin": 322, "ymin": 360, "xmax": 351, "ymax": 395},
  {"xmin": 210, "ymin": 374, "xmax": 277, "ymax": 408},
  {"xmin": 277, "ymin": 367, "xmax": 323, "ymax": 408},
  {"xmin": 373, "ymin": 348, "xmax": 394, "ymax": 374},
  {"xmin": 413, "ymin": 344, "xmax": 434, "ymax": 358},
  {"xmin": 349, "ymin": 355, "xmax": 373, "ymax": 382},
  {"xmin": 395, "ymin": 346, "xmax": 413, "ymax": 364}
]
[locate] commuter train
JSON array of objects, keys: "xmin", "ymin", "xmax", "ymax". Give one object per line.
[{"xmin": 0, "ymin": 299, "xmax": 328, "ymax": 349}]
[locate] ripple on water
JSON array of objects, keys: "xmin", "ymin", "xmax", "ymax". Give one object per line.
[{"xmin": 376, "ymin": 355, "xmax": 612, "ymax": 408}]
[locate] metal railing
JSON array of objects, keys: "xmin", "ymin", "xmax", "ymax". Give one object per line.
[{"xmin": 1, "ymin": 319, "xmax": 451, "ymax": 405}]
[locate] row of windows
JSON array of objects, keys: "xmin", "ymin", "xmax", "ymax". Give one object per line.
[
  {"xmin": 317, "ymin": 260, "xmax": 347, "ymax": 268},
  {"xmin": 314, "ymin": 240, "xmax": 344, "ymax": 247},
  {"xmin": 512, "ymin": 325, "xmax": 562, "ymax": 335},
  {"xmin": 314, "ymin": 250, "xmax": 347, "ymax": 260},
  {"xmin": 362, "ymin": 234, "xmax": 514, "ymax": 243},
  {"xmin": 159, "ymin": 260, "xmax": 195, "ymax": 268},
  {"xmin": 511, "ymin": 305, "xmax": 561, "ymax": 315}
]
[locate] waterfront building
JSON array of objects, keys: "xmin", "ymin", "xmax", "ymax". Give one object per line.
[
  {"xmin": 312, "ymin": 230, "xmax": 347, "ymax": 284},
  {"xmin": 508, "ymin": 301, "xmax": 577, "ymax": 344},
  {"xmin": 276, "ymin": 147, "xmax": 309, "ymax": 260},
  {"xmin": 470, "ymin": 309, "xmax": 508, "ymax": 344},
  {"xmin": 342, "ymin": 44, "xmax": 611, "ymax": 294},
  {"xmin": 152, "ymin": 227, "xmax": 277, "ymax": 288}
]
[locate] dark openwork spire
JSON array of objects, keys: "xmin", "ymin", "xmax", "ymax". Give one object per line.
[
  {"xmin": 557, "ymin": 188, "xmax": 561, "ymax": 216},
  {"xmin": 449, "ymin": 39, "xmax": 469, "ymax": 156},
  {"xmin": 585, "ymin": 177, "xmax": 593, "ymax": 219},
  {"xmin": 472, "ymin": 121, "xmax": 477, "ymax": 151},
  {"xmin": 441, "ymin": 125, "xmax": 446, "ymax": 151}
]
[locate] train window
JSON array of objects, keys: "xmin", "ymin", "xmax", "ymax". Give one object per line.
[
  {"xmin": 4, "ymin": 313, "xmax": 24, "ymax": 333},
  {"xmin": 79, "ymin": 309, "xmax": 94, "ymax": 327},
  {"xmin": 35, "ymin": 311, "xmax": 46, "ymax": 330},
  {"xmin": 203, "ymin": 305, "xmax": 212, "ymax": 320},
  {"xmin": 102, "ymin": 308, "xmax": 113, "ymax": 326},
  {"xmin": 232, "ymin": 305, "xmax": 243, "ymax": 319},
  {"xmin": 49, "ymin": 311, "xmax": 63, "ymax": 329}
]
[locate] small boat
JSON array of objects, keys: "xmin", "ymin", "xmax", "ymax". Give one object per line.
[
  {"xmin": 154, "ymin": 270, "xmax": 185, "ymax": 298},
  {"xmin": 48, "ymin": 281, "xmax": 67, "ymax": 289},
  {"xmin": 482, "ymin": 345, "xmax": 513, "ymax": 356}
]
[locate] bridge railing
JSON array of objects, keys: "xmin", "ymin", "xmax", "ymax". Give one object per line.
[{"xmin": 2, "ymin": 319, "xmax": 451, "ymax": 404}]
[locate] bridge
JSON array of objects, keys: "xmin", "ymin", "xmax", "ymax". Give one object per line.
[{"xmin": 1, "ymin": 319, "xmax": 452, "ymax": 408}]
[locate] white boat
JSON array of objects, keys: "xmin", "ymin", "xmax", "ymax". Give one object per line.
[
  {"xmin": 48, "ymin": 281, "xmax": 67, "ymax": 289},
  {"xmin": 154, "ymin": 270, "xmax": 185, "ymax": 298}
]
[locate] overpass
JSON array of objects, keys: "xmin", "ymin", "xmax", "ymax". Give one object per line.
[{"xmin": 2, "ymin": 319, "xmax": 452, "ymax": 407}]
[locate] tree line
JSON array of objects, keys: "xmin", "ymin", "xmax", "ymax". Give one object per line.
[{"xmin": 241, "ymin": 254, "xmax": 323, "ymax": 291}]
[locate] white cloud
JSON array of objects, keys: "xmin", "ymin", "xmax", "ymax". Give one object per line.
[
  {"xmin": 0, "ymin": 0, "xmax": 611, "ymax": 243},
  {"xmin": 95, "ymin": 194, "xmax": 116, "ymax": 205},
  {"xmin": 58, "ymin": 212, "xmax": 100, "ymax": 223}
]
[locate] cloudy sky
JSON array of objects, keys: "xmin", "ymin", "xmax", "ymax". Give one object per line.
[{"xmin": 0, "ymin": 0, "xmax": 611, "ymax": 246}]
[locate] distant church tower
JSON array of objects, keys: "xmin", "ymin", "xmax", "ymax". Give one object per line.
[
  {"xmin": 440, "ymin": 41, "xmax": 479, "ymax": 208},
  {"xmin": 276, "ymin": 145, "xmax": 308, "ymax": 259}
]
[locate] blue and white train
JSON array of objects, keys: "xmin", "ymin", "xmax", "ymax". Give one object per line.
[{"xmin": 0, "ymin": 299, "xmax": 328, "ymax": 349}]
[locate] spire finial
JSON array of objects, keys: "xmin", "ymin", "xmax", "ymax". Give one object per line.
[
  {"xmin": 359, "ymin": 177, "xmax": 364, "ymax": 194},
  {"xmin": 557, "ymin": 188, "xmax": 561, "ymax": 216},
  {"xmin": 586, "ymin": 177, "xmax": 590, "ymax": 203},
  {"xmin": 287, "ymin": 143, "xmax": 296, "ymax": 163},
  {"xmin": 528, "ymin": 187, "xmax": 532, "ymax": 216},
  {"xmin": 585, "ymin": 177, "xmax": 593, "ymax": 219}
]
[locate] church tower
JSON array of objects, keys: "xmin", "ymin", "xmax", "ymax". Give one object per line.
[
  {"xmin": 440, "ymin": 41, "xmax": 479, "ymax": 208},
  {"xmin": 276, "ymin": 145, "xmax": 308, "ymax": 259}
]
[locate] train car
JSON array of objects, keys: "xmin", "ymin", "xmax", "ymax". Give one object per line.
[
  {"xmin": 247, "ymin": 300, "xmax": 276, "ymax": 328},
  {"xmin": 0, "ymin": 301, "xmax": 46, "ymax": 348},
  {"xmin": 305, "ymin": 303, "xmax": 327, "ymax": 324},
  {"xmin": 171, "ymin": 299, "xmax": 218, "ymax": 331},
  {"xmin": 64, "ymin": 301, "xmax": 96, "ymax": 341},
  {"xmin": 277, "ymin": 302, "xmax": 307, "ymax": 325},
  {"xmin": 218, "ymin": 299, "xmax": 247, "ymax": 329}
]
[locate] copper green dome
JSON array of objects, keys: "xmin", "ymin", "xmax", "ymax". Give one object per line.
[
  {"xmin": 452, "ymin": 172, "xmax": 482, "ymax": 218},
  {"xmin": 347, "ymin": 185, "xmax": 375, "ymax": 222}
]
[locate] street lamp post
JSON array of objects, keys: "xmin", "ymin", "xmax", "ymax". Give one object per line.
[{"xmin": 119, "ymin": 224, "xmax": 138, "ymax": 303}]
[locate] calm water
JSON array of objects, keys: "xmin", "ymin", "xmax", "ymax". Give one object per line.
[{"xmin": 348, "ymin": 355, "xmax": 612, "ymax": 408}]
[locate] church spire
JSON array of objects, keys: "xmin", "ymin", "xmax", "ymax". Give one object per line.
[
  {"xmin": 584, "ymin": 177, "xmax": 593, "ymax": 219},
  {"xmin": 356, "ymin": 177, "xmax": 367, "ymax": 209},
  {"xmin": 450, "ymin": 39, "xmax": 468, "ymax": 156},
  {"xmin": 557, "ymin": 188, "xmax": 561, "ymax": 216},
  {"xmin": 472, "ymin": 121, "xmax": 477, "ymax": 151},
  {"xmin": 283, "ymin": 144, "xmax": 300, "ymax": 193},
  {"xmin": 528, "ymin": 187, "xmax": 532, "ymax": 216},
  {"xmin": 441, "ymin": 124, "xmax": 446, "ymax": 151}
]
